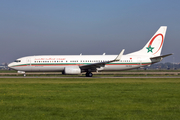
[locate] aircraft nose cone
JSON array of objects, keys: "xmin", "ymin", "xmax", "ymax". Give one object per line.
[{"xmin": 8, "ymin": 63, "xmax": 12, "ymax": 68}]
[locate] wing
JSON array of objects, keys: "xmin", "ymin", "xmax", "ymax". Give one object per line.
[{"xmin": 80, "ymin": 49, "xmax": 125, "ymax": 72}]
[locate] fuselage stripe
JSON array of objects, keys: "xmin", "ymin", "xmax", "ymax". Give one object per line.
[{"xmin": 12, "ymin": 62, "xmax": 152, "ymax": 67}]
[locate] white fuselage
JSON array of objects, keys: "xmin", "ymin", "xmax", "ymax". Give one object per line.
[
  {"xmin": 7, "ymin": 26, "xmax": 170, "ymax": 77},
  {"xmin": 8, "ymin": 54, "xmax": 154, "ymax": 72}
]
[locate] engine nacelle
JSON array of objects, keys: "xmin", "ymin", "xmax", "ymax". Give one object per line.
[
  {"xmin": 63, "ymin": 66, "xmax": 81, "ymax": 75},
  {"xmin": 17, "ymin": 71, "xmax": 25, "ymax": 74}
]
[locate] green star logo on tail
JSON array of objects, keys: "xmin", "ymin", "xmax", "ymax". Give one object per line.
[{"xmin": 146, "ymin": 45, "xmax": 154, "ymax": 53}]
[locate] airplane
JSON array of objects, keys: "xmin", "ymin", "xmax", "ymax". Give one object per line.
[{"xmin": 8, "ymin": 26, "xmax": 172, "ymax": 77}]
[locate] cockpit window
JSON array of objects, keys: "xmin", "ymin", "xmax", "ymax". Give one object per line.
[{"xmin": 14, "ymin": 60, "xmax": 21, "ymax": 62}]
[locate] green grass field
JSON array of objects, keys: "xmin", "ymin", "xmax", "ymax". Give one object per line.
[{"xmin": 0, "ymin": 78, "xmax": 180, "ymax": 120}]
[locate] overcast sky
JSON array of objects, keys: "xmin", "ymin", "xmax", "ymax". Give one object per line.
[{"xmin": 0, "ymin": 0, "xmax": 180, "ymax": 63}]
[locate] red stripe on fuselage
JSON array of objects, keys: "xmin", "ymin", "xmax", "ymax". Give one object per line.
[{"xmin": 13, "ymin": 63, "xmax": 151, "ymax": 67}]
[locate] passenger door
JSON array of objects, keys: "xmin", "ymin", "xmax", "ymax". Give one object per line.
[{"xmin": 26, "ymin": 58, "xmax": 31, "ymax": 66}]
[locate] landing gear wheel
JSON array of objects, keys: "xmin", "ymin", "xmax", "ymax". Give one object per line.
[
  {"xmin": 86, "ymin": 72, "xmax": 93, "ymax": 77},
  {"xmin": 62, "ymin": 71, "xmax": 65, "ymax": 75}
]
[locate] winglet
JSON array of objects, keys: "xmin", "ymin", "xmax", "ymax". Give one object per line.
[{"xmin": 114, "ymin": 49, "xmax": 125, "ymax": 61}]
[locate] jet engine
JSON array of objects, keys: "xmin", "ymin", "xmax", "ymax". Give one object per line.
[{"xmin": 63, "ymin": 66, "xmax": 81, "ymax": 74}]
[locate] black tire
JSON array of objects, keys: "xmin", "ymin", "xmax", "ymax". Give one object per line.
[
  {"xmin": 62, "ymin": 71, "xmax": 65, "ymax": 75},
  {"xmin": 86, "ymin": 72, "xmax": 93, "ymax": 77}
]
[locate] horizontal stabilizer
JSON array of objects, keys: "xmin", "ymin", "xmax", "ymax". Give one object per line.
[
  {"xmin": 150, "ymin": 53, "xmax": 173, "ymax": 64},
  {"xmin": 150, "ymin": 53, "xmax": 173, "ymax": 59}
]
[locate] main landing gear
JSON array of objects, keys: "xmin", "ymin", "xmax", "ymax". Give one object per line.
[{"xmin": 86, "ymin": 72, "xmax": 93, "ymax": 77}]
